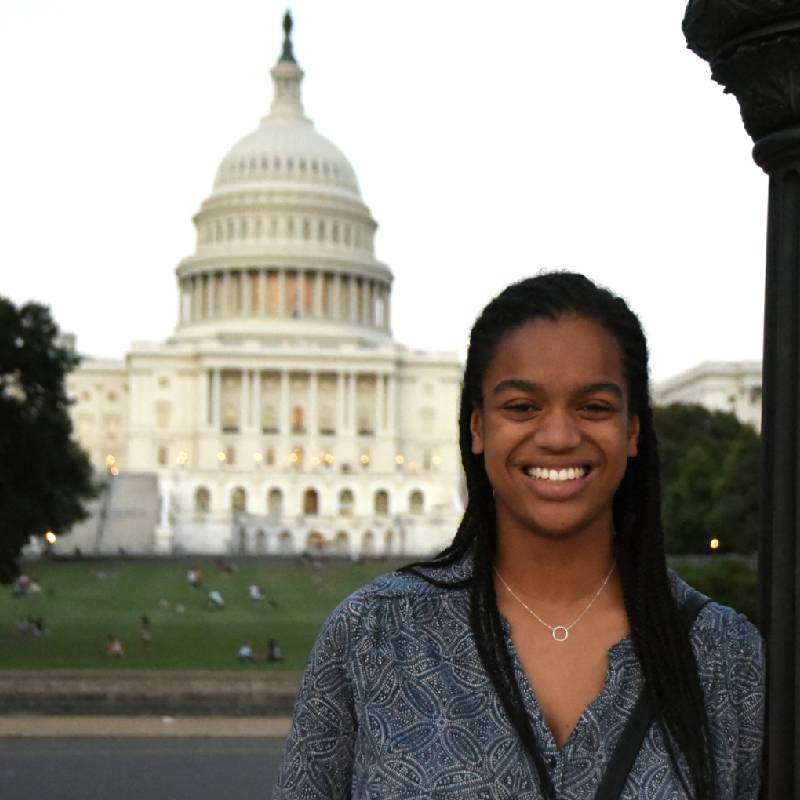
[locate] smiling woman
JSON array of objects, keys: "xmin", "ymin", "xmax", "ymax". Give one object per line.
[{"xmin": 273, "ymin": 273, "xmax": 764, "ymax": 800}]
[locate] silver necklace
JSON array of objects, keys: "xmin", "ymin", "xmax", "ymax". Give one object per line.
[{"xmin": 495, "ymin": 562, "xmax": 616, "ymax": 642}]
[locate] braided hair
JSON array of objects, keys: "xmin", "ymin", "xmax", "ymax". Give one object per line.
[{"xmin": 403, "ymin": 272, "xmax": 713, "ymax": 799}]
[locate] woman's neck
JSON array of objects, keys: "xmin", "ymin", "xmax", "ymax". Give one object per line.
[{"xmin": 494, "ymin": 524, "xmax": 616, "ymax": 605}]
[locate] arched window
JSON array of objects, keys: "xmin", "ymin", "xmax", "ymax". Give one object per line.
[
  {"xmin": 278, "ymin": 530, "xmax": 292, "ymax": 554},
  {"xmin": 194, "ymin": 486, "xmax": 210, "ymax": 513},
  {"xmin": 374, "ymin": 489, "xmax": 389, "ymax": 516},
  {"xmin": 335, "ymin": 531, "xmax": 349, "ymax": 554},
  {"xmin": 255, "ymin": 529, "xmax": 267, "ymax": 554},
  {"xmin": 384, "ymin": 529, "xmax": 394, "ymax": 554},
  {"xmin": 339, "ymin": 489, "xmax": 354, "ymax": 517},
  {"xmin": 362, "ymin": 530, "xmax": 375, "ymax": 555},
  {"xmin": 291, "ymin": 405, "xmax": 305, "ymax": 433},
  {"xmin": 306, "ymin": 531, "xmax": 325, "ymax": 551},
  {"xmin": 409, "ymin": 490, "xmax": 424, "ymax": 514},
  {"xmin": 303, "ymin": 488, "xmax": 319, "ymax": 516},
  {"xmin": 268, "ymin": 488, "xmax": 283, "ymax": 521},
  {"xmin": 231, "ymin": 487, "xmax": 247, "ymax": 512}
]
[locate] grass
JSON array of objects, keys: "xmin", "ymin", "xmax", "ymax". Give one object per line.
[
  {"xmin": 1, "ymin": 555, "xmax": 759, "ymax": 672},
  {"xmin": 0, "ymin": 557, "xmax": 405, "ymax": 671}
]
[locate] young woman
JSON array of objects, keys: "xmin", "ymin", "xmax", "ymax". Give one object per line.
[{"xmin": 274, "ymin": 272, "xmax": 764, "ymax": 799}]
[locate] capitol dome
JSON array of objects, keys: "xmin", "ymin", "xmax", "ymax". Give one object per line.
[{"xmin": 175, "ymin": 12, "xmax": 392, "ymax": 343}]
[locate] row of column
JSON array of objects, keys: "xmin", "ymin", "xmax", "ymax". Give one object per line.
[
  {"xmin": 180, "ymin": 268, "xmax": 390, "ymax": 330},
  {"xmin": 200, "ymin": 369, "xmax": 397, "ymax": 436}
]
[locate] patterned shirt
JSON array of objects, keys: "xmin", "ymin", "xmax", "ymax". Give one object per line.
[{"xmin": 274, "ymin": 557, "xmax": 764, "ymax": 799}]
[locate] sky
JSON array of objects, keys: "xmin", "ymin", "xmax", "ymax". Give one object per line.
[{"xmin": 1, "ymin": 1, "xmax": 766, "ymax": 382}]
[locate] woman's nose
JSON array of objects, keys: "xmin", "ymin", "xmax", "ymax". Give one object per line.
[{"xmin": 533, "ymin": 408, "xmax": 581, "ymax": 450}]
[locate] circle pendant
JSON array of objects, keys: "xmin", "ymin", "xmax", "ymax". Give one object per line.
[{"xmin": 552, "ymin": 626, "xmax": 569, "ymax": 642}]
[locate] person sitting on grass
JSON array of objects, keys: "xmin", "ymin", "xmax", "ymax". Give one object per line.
[
  {"xmin": 104, "ymin": 634, "xmax": 124, "ymax": 658},
  {"xmin": 208, "ymin": 589, "xmax": 224, "ymax": 608},
  {"xmin": 238, "ymin": 643, "xmax": 254, "ymax": 661}
]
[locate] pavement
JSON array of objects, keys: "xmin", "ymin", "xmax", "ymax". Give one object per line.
[{"xmin": 0, "ymin": 714, "xmax": 292, "ymax": 738}]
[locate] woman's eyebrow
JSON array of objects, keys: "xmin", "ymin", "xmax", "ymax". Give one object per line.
[{"xmin": 491, "ymin": 379, "xmax": 624, "ymax": 400}]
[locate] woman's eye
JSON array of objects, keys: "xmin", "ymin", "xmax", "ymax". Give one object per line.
[
  {"xmin": 581, "ymin": 403, "xmax": 613, "ymax": 415},
  {"xmin": 504, "ymin": 402, "xmax": 538, "ymax": 414}
]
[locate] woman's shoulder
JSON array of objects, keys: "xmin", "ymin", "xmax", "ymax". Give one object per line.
[
  {"xmin": 668, "ymin": 569, "xmax": 763, "ymax": 668},
  {"xmin": 325, "ymin": 556, "xmax": 472, "ymax": 629}
]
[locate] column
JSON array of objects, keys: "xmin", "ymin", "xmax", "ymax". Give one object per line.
[
  {"xmin": 242, "ymin": 270, "xmax": 252, "ymax": 316},
  {"xmin": 193, "ymin": 276, "xmax": 202, "ymax": 321},
  {"xmin": 384, "ymin": 284, "xmax": 391, "ymax": 331},
  {"xmin": 375, "ymin": 373, "xmax": 385, "ymax": 433},
  {"xmin": 200, "ymin": 369, "xmax": 210, "ymax": 428},
  {"xmin": 223, "ymin": 272, "xmax": 233, "ymax": 316},
  {"xmin": 350, "ymin": 279, "xmax": 358, "ymax": 324},
  {"xmin": 280, "ymin": 370, "xmax": 290, "ymax": 434},
  {"xmin": 252, "ymin": 370, "xmax": 262, "ymax": 431},
  {"xmin": 259, "ymin": 270, "xmax": 268, "ymax": 316},
  {"xmin": 205, "ymin": 274, "xmax": 213, "ymax": 318},
  {"xmin": 212, "ymin": 369, "xmax": 222, "ymax": 430},
  {"xmin": 278, "ymin": 269, "xmax": 286, "ymax": 316},
  {"xmin": 314, "ymin": 271, "xmax": 323, "ymax": 317},
  {"xmin": 683, "ymin": 7, "xmax": 800, "ymax": 791},
  {"xmin": 348, "ymin": 372, "xmax": 357, "ymax": 433},
  {"xmin": 336, "ymin": 371, "xmax": 346, "ymax": 434},
  {"xmin": 239, "ymin": 370, "xmax": 250, "ymax": 432},
  {"xmin": 367, "ymin": 281, "xmax": 374, "ymax": 325},
  {"xmin": 386, "ymin": 374, "xmax": 396, "ymax": 434},
  {"xmin": 309, "ymin": 372, "xmax": 318, "ymax": 436},
  {"xmin": 333, "ymin": 273, "xmax": 342, "ymax": 321},
  {"xmin": 296, "ymin": 271, "xmax": 305, "ymax": 318}
]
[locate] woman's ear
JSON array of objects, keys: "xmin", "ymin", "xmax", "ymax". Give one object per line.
[
  {"xmin": 627, "ymin": 414, "xmax": 640, "ymax": 458},
  {"xmin": 470, "ymin": 408, "xmax": 485, "ymax": 454}
]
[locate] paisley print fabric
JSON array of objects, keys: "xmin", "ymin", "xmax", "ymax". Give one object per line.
[{"xmin": 274, "ymin": 557, "xmax": 764, "ymax": 799}]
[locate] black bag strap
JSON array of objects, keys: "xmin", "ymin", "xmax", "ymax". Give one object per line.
[{"xmin": 593, "ymin": 590, "xmax": 710, "ymax": 800}]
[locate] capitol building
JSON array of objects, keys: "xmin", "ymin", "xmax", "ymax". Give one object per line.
[{"xmin": 60, "ymin": 15, "xmax": 462, "ymax": 558}]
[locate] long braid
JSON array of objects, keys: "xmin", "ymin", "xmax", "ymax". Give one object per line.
[{"xmin": 402, "ymin": 272, "xmax": 714, "ymax": 799}]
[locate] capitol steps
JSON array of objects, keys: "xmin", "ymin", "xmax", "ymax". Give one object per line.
[{"xmin": 94, "ymin": 473, "xmax": 160, "ymax": 555}]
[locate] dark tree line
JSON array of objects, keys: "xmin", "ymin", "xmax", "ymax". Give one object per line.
[
  {"xmin": 654, "ymin": 403, "xmax": 760, "ymax": 555},
  {"xmin": 0, "ymin": 296, "xmax": 95, "ymax": 582}
]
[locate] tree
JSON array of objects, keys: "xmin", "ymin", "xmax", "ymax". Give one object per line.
[
  {"xmin": 0, "ymin": 297, "xmax": 95, "ymax": 582},
  {"xmin": 654, "ymin": 403, "xmax": 760, "ymax": 555}
]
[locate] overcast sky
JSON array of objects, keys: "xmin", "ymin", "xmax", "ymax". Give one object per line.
[{"xmin": 1, "ymin": 1, "xmax": 766, "ymax": 381}]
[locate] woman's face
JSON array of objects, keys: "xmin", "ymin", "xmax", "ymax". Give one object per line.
[{"xmin": 470, "ymin": 315, "xmax": 639, "ymax": 544}]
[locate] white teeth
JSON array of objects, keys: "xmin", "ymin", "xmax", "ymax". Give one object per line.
[{"xmin": 526, "ymin": 466, "xmax": 587, "ymax": 482}]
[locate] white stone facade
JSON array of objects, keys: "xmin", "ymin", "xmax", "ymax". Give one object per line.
[
  {"xmin": 653, "ymin": 360, "xmax": 762, "ymax": 431},
  {"xmin": 64, "ymin": 20, "xmax": 463, "ymax": 558}
]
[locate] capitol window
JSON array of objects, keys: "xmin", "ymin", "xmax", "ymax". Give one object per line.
[
  {"xmin": 194, "ymin": 487, "xmax": 210, "ymax": 513},
  {"xmin": 268, "ymin": 488, "xmax": 283, "ymax": 521},
  {"xmin": 375, "ymin": 490, "xmax": 389, "ymax": 516},
  {"xmin": 339, "ymin": 489, "xmax": 354, "ymax": 517},
  {"xmin": 231, "ymin": 487, "xmax": 247, "ymax": 512},
  {"xmin": 303, "ymin": 488, "xmax": 319, "ymax": 516},
  {"xmin": 409, "ymin": 490, "xmax": 425, "ymax": 514}
]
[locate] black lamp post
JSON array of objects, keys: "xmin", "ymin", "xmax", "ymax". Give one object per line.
[{"xmin": 683, "ymin": 3, "xmax": 800, "ymax": 795}]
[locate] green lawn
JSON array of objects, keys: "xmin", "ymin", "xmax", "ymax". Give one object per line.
[
  {"xmin": 0, "ymin": 557, "xmax": 405, "ymax": 671},
  {"xmin": 1, "ymin": 555, "xmax": 758, "ymax": 672}
]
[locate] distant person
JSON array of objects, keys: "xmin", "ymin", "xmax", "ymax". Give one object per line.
[
  {"xmin": 186, "ymin": 568, "xmax": 203, "ymax": 588},
  {"xmin": 208, "ymin": 589, "xmax": 224, "ymax": 608},
  {"xmin": 238, "ymin": 643, "xmax": 254, "ymax": 661},
  {"xmin": 274, "ymin": 273, "xmax": 765, "ymax": 799},
  {"xmin": 266, "ymin": 639, "xmax": 284, "ymax": 662},
  {"xmin": 105, "ymin": 635, "xmax": 124, "ymax": 658},
  {"xmin": 248, "ymin": 584, "xmax": 264, "ymax": 602},
  {"xmin": 140, "ymin": 615, "xmax": 152, "ymax": 650}
]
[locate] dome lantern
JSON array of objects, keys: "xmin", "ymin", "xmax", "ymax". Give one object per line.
[{"xmin": 270, "ymin": 11, "xmax": 305, "ymax": 120}]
